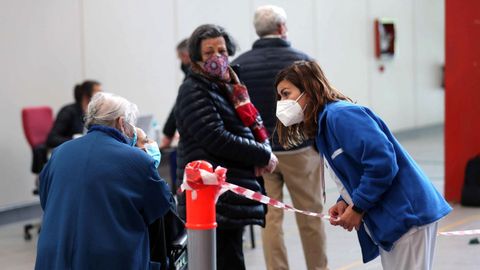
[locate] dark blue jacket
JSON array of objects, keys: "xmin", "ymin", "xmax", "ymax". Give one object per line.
[
  {"xmin": 232, "ymin": 38, "xmax": 311, "ymax": 151},
  {"xmin": 315, "ymin": 101, "xmax": 452, "ymax": 263},
  {"xmin": 36, "ymin": 125, "xmax": 174, "ymax": 270}
]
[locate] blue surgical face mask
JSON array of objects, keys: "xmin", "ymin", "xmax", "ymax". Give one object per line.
[
  {"xmin": 123, "ymin": 121, "xmax": 137, "ymax": 146},
  {"xmin": 145, "ymin": 141, "xmax": 161, "ymax": 168},
  {"xmin": 129, "ymin": 126, "xmax": 137, "ymax": 147}
]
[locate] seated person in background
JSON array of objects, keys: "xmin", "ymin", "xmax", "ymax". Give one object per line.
[
  {"xmin": 46, "ymin": 80, "xmax": 102, "ymax": 148},
  {"xmin": 35, "ymin": 92, "xmax": 175, "ymax": 270}
]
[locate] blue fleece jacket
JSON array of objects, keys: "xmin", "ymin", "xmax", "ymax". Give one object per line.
[
  {"xmin": 315, "ymin": 101, "xmax": 451, "ymax": 263},
  {"xmin": 36, "ymin": 126, "xmax": 174, "ymax": 270}
]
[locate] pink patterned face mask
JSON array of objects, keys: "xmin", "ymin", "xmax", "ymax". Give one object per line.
[{"xmin": 203, "ymin": 54, "xmax": 229, "ymax": 80}]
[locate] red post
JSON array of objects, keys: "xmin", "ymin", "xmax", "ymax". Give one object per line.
[
  {"xmin": 185, "ymin": 186, "xmax": 218, "ymax": 230},
  {"xmin": 184, "ymin": 160, "xmax": 221, "ymax": 270},
  {"xmin": 445, "ymin": 0, "xmax": 480, "ymax": 202},
  {"xmin": 185, "ymin": 160, "xmax": 219, "ymax": 230}
]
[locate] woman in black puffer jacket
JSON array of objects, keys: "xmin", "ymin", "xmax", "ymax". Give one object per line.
[{"xmin": 174, "ymin": 24, "xmax": 278, "ymax": 270}]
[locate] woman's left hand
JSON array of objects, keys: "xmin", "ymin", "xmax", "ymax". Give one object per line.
[{"xmin": 337, "ymin": 205, "xmax": 364, "ymax": 232}]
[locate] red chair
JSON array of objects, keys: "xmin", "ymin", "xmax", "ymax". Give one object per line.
[
  {"xmin": 21, "ymin": 106, "xmax": 53, "ymax": 240},
  {"xmin": 22, "ymin": 106, "xmax": 54, "ymax": 150}
]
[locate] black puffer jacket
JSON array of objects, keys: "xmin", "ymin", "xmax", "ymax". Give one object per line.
[
  {"xmin": 232, "ymin": 38, "xmax": 312, "ymax": 151},
  {"xmin": 174, "ymin": 72, "xmax": 271, "ymax": 228}
]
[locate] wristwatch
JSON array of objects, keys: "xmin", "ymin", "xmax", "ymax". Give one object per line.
[{"xmin": 352, "ymin": 205, "xmax": 365, "ymax": 215}]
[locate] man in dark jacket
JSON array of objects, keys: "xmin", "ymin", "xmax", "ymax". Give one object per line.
[
  {"xmin": 232, "ymin": 5, "xmax": 328, "ymax": 270},
  {"xmin": 160, "ymin": 39, "xmax": 191, "ymax": 149}
]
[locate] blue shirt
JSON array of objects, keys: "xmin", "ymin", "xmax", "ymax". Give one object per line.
[
  {"xmin": 35, "ymin": 125, "xmax": 174, "ymax": 270},
  {"xmin": 315, "ymin": 101, "xmax": 452, "ymax": 263}
]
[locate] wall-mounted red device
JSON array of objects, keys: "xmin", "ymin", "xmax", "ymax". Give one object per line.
[{"xmin": 375, "ymin": 18, "xmax": 396, "ymax": 59}]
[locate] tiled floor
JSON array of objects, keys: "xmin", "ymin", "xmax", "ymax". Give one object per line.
[
  {"xmin": 1, "ymin": 126, "xmax": 480, "ymax": 269},
  {"xmin": 0, "ymin": 219, "xmax": 38, "ymax": 270}
]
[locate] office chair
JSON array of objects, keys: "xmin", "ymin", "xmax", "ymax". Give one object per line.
[{"xmin": 21, "ymin": 106, "xmax": 53, "ymax": 240}]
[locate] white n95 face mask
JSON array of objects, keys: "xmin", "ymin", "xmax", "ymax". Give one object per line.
[{"xmin": 276, "ymin": 93, "xmax": 305, "ymax": 127}]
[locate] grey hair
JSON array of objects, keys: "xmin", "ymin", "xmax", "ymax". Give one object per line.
[
  {"xmin": 253, "ymin": 5, "xmax": 287, "ymax": 37},
  {"xmin": 84, "ymin": 92, "xmax": 139, "ymax": 130}
]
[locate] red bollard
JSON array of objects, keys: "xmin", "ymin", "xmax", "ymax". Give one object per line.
[
  {"xmin": 185, "ymin": 161, "xmax": 221, "ymax": 270},
  {"xmin": 185, "ymin": 186, "xmax": 218, "ymax": 230}
]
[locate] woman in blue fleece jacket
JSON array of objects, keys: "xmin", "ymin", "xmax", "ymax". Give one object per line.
[{"xmin": 274, "ymin": 60, "xmax": 451, "ymax": 269}]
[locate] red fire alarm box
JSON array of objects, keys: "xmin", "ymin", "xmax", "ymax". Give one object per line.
[{"xmin": 375, "ymin": 18, "xmax": 395, "ymax": 59}]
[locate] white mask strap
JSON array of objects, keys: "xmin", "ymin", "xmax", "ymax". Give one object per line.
[{"xmin": 295, "ymin": 92, "xmax": 305, "ymax": 102}]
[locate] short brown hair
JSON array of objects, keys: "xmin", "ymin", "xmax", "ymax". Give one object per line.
[
  {"xmin": 176, "ymin": 38, "xmax": 189, "ymax": 51},
  {"xmin": 274, "ymin": 60, "xmax": 352, "ymax": 148},
  {"xmin": 188, "ymin": 24, "xmax": 237, "ymax": 62}
]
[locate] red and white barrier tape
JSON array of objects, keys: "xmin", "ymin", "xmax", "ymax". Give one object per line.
[
  {"xmin": 181, "ymin": 161, "xmax": 331, "ymax": 220},
  {"xmin": 225, "ymin": 182, "xmax": 331, "ymax": 220},
  {"xmin": 439, "ymin": 229, "xmax": 480, "ymax": 236},
  {"xmin": 181, "ymin": 161, "xmax": 480, "ymax": 233}
]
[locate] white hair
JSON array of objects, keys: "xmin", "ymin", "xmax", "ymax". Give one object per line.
[
  {"xmin": 253, "ymin": 5, "xmax": 287, "ymax": 37},
  {"xmin": 85, "ymin": 92, "xmax": 139, "ymax": 130}
]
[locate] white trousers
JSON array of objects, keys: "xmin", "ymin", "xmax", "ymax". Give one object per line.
[
  {"xmin": 379, "ymin": 222, "xmax": 438, "ymax": 270},
  {"xmin": 324, "ymin": 157, "xmax": 439, "ymax": 270}
]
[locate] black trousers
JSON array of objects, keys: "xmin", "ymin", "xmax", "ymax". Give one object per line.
[{"xmin": 217, "ymin": 227, "xmax": 245, "ymax": 270}]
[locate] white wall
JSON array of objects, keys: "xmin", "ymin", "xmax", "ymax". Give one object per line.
[
  {"xmin": 0, "ymin": 0, "xmax": 444, "ymax": 208},
  {"xmin": 82, "ymin": 0, "xmax": 177, "ymax": 120},
  {"xmin": 0, "ymin": 0, "xmax": 83, "ymax": 208}
]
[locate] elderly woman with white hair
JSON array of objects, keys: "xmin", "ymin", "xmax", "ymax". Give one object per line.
[{"xmin": 35, "ymin": 92, "xmax": 175, "ymax": 270}]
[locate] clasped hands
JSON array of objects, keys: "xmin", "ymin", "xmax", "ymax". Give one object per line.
[{"xmin": 328, "ymin": 200, "xmax": 364, "ymax": 232}]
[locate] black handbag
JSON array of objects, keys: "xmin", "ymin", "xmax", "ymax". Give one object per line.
[
  {"xmin": 149, "ymin": 209, "xmax": 187, "ymax": 270},
  {"xmin": 461, "ymin": 155, "xmax": 480, "ymax": 206}
]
